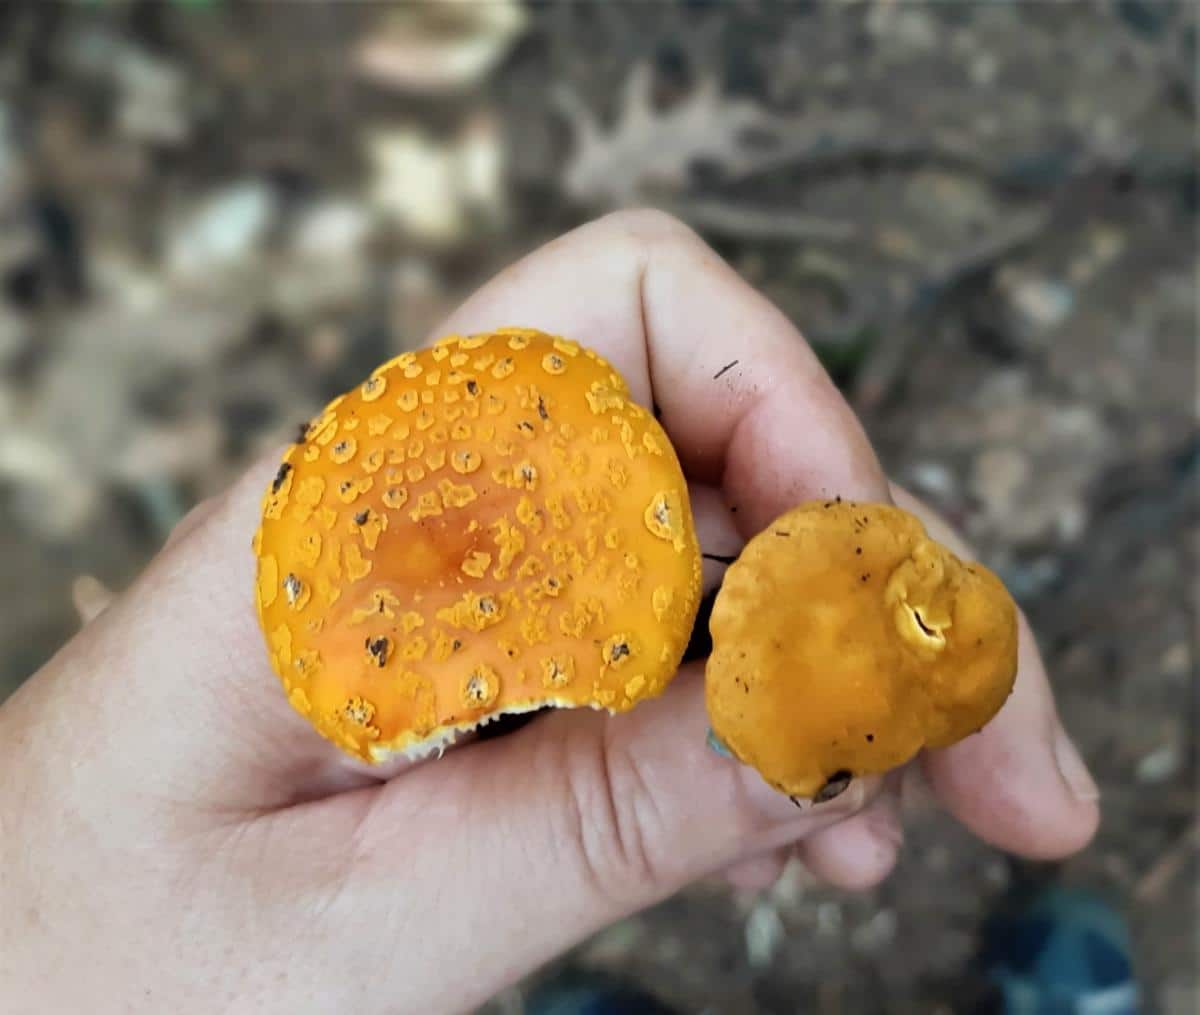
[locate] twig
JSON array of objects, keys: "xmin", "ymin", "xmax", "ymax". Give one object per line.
[
  {"xmin": 917, "ymin": 208, "xmax": 1052, "ymax": 311},
  {"xmin": 717, "ymin": 111, "xmax": 1194, "ymax": 196},
  {"xmin": 706, "ymin": 108, "xmax": 993, "ymax": 186},
  {"xmin": 852, "ymin": 208, "xmax": 1050, "ymax": 414},
  {"xmin": 1034, "ymin": 436, "xmax": 1197, "ymax": 644},
  {"xmin": 670, "ymin": 198, "xmax": 859, "ymax": 242},
  {"xmin": 1136, "ymin": 817, "xmax": 1200, "ymax": 903}
]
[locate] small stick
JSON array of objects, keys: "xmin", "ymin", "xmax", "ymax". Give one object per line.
[{"xmin": 1135, "ymin": 817, "xmax": 1200, "ymax": 903}]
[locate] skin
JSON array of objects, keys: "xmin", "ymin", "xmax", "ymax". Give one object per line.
[{"xmin": 0, "ymin": 210, "xmax": 1099, "ymax": 1013}]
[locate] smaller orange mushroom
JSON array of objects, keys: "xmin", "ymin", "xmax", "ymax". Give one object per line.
[
  {"xmin": 254, "ymin": 328, "xmax": 702, "ymax": 762},
  {"xmin": 705, "ymin": 500, "xmax": 1018, "ymax": 799}
]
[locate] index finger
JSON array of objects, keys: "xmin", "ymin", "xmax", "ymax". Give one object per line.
[{"xmin": 434, "ymin": 209, "xmax": 889, "ymax": 530}]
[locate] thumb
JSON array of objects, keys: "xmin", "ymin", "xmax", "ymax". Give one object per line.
[
  {"xmin": 516, "ymin": 668, "xmax": 877, "ymax": 904},
  {"xmin": 334, "ymin": 668, "xmax": 875, "ymax": 1010}
]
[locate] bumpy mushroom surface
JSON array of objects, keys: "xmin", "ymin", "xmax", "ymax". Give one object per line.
[
  {"xmin": 254, "ymin": 328, "xmax": 701, "ymax": 761},
  {"xmin": 705, "ymin": 501, "xmax": 1017, "ymax": 798}
]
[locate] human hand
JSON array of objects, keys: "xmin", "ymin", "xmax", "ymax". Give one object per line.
[{"xmin": 0, "ymin": 211, "xmax": 1098, "ymax": 1013}]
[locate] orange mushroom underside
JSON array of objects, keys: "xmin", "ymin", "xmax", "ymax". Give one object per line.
[{"xmin": 254, "ymin": 328, "xmax": 702, "ymax": 761}]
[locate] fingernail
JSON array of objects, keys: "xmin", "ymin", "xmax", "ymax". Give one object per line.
[
  {"xmin": 1053, "ymin": 727, "xmax": 1100, "ymax": 803},
  {"xmin": 708, "ymin": 728, "xmax": 870, "ymax": 824},
  {"xmin": 706, "ymin": 728, "xmax": 733, "ymax": 759},
  {"xmin": 741, "ymin": 766, "xmax": 867, "ymax": 825}
]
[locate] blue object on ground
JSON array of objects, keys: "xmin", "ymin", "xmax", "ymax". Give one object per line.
[
  {"xmin": 527, "ymin": 887, "xmax": 1139, "ymax": 1014},
  {"xmin": 525, "ymin": 971, "xmax": 678, "ymax": 1015},
  {"xmin": 981, "ymin": 885, "xmax": 1140, "ymax": 1014}
]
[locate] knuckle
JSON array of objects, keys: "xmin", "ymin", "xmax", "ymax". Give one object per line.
[
  {"xmin": 563, "ymin": 732, "xmax": 669, "ymax": 907},
  {"xmin": 596, "ymin": 207, "xmax": 698, "ymax": 247}
]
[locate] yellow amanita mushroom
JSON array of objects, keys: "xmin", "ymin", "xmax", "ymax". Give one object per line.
[
  {"xmin": 254, "ymin": 328, "xmax": 702, "ymax": 761},
  {"xmin": 705, "ymin": 500, "xmax": 1018, "ymax": 799}
]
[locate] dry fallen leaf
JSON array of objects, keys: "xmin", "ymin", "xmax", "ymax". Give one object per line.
[
  {"xmin": 366, "ymin": 113, "xmax": 505, "ymax": 244},
  {"xmin": 356, "ymin": 0, "xmax": 527, "ymax": 95},
  {"xmin": 557, "ymin": 62, "xmax": 777, "ymax": 207}
]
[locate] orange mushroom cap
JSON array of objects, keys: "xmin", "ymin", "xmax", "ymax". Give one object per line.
[
  {"xmin": 705, "ymin": 500, "xmax": 1018, "ymax": 799},
  {"xmin": 254, "ymin": 328, "xmax": 702, "ymax": 761}
]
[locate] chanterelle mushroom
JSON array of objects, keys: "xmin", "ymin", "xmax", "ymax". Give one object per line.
[
  {"xmin": 254, "ymin": 328, "xmax": 702, "ymax": 761},
  {"xmin": 705, "ymin": 500, "xmax": 1018, "ymax": 799}
]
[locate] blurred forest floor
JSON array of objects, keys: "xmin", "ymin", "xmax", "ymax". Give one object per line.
[{"xmin": 0, "ymin": 2, "xmax": 1195, "ymax": 1012}]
